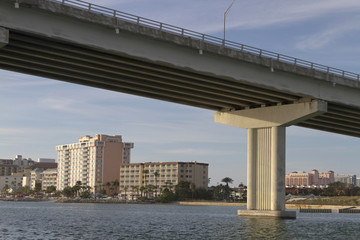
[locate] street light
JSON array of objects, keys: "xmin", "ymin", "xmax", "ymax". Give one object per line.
[{"xmin": 223, "ymin": 0, "xmax": 236, "ymax": 41}]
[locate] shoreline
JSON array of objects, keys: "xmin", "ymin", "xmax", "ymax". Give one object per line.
[
  {"xmin": 178, "ymin": 201, "xmax": 246, "ymax": 207},
  {"xmin": 2, "ymin": 198, "xmax": 360, "ymax": 210},
  {"xmin": 179, "ymin": 201, "xmax": 360, "ymax": 210}
]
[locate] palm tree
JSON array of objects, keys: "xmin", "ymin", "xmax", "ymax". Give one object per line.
[
  {"xmin": 72, "ymin": 181, "xmax": 82, "ymax": 197},
  {"xmin": 143, "ymin": 169, "xmax": 149, "ymax": 187},
  {"xmin": 168, "ymin": 182, "xmax": 174, "ymax": 193},
  {"xmin": 189, "ymin": 183, "xmax": 196, "ymax": 199},
  {"xmin": 221, "ymin": 177, "xmax": 233, "ymax": 201},
  {"xmin": 221, "ymin": 177, "xmax": 233, "ymax": 187},
  {"xmin": 2, "ymin": 184, "xmax": 10, "ymax": 195},
  {"xmin": 147, "ymin": 184, "xmax": 156, "ymax": 199},
  {"xmin": 140, "ymin": 186, "xmax": 145, "ymax": 198},
  {"xmin": 11, "ymin": 181, "xmax": 16, "ymax": 191},
  {"xmin": 105, "ymin": 181, "xmax": 111, "ymax": 195},
  {"xmin": 112, "ymin": 179, "xmax": 120, "ymax": 195},
  {"xmin": 134, "ymin": 186, "xmax": 140, "ymax": 197},
  {"xmin": 124, "ymin": 186, "xmax": 128, "ymax": 201},
  {"xmin": 153, "ymin": 171, "xmax": 160, "ymax": 198},
  {"xmin": 131, "ymin": 186, "xmax": 137, "ymax": 200}
]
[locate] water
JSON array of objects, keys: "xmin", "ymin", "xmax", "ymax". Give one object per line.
[{"xmin": 0, "ymin": 201, "xmax": 359, "ymax": 240}]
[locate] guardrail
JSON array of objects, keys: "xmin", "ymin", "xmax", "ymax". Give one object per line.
[{"xmin": 58, "ymin": 0, "xmax": 360, "ymax": 82}]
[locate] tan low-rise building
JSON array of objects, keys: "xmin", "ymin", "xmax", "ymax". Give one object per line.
[
  {"xmin": 30, "ymin": 169, "xmax": 43, "ymax": 190},
  {"xmin": 119, "ymin": 161, "xmax": 208, "ymax": 196},
  {"xmin": 0, "ymin": 164, "xmax": 21, "ymax": 176},
  {"xmin": 0, "ymin": 175, "xmax": 23, "ymax": 192},
  {"xmin": 41, "ymin": 169, "xmax": 57, "ymax": 190}
]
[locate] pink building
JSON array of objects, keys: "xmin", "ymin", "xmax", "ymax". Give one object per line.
[{"xmin": 286, "ymin": 169, "xmax": 334, "ymax": 187}]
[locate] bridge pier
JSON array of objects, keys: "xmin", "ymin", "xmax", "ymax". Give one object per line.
[
  {"xmin": 215, "ymin": 100, "xmax": 327, "ymax": 219},
  {"xmin": 0, "ymin": 27, "xmax": 9, "ymax": 48}
]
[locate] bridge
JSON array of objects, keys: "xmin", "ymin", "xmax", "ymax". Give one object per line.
[{"xmin": 1, "ymin": 0, "xmax": 360, "ymax": 218}]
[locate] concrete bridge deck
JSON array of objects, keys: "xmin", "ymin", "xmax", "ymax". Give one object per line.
[{"xmin": 1, "ymin": 0, "xmax": 359, "ymax": 138}]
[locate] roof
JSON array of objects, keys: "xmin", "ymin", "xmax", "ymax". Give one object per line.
[
  {"xmin": 27, "ymin": 162, "xmax": 58, "ymax": 170},
  {"xmin": 120, "ymin": 162, "xmax": 209, "ymax": 167}
]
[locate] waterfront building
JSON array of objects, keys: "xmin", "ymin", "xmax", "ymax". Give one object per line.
[
  {"xmin": 285, "ymin": 169, "xmax": 334, "ymax": 187},
  {"xmin": 0, "ymin": 159, "xmax": 13, "ymax": 165},
  {"xmin": 41, "ymin": 169, "xmax": 57, "ymax": 190},
  {"xmin": 13, "ymin": 155, "xmax": 35, "ymax": 167},
  {"xmin": 30, "ymin": 168, "xmax": 43, "ymax": 189},
  {"xmin": 119, "ymin": 161, "xmax": 208, "ymax": 197},
  {"xmin": 0, "ymin": 175, "xmax": 23, "ymax": 192},
  {"xmin": 23, "ymin": 162, "xmax": 58, "ymax": 189},
  {"xmin": 334, "ymin": 174, "xmax": 357, "ymax": 186},
  {"xmin": 27, "ymin": 162, "xmax": 58, "ymax": 171},
  {"xmin": 357, "ymin": 178, "xmax": 360, "ymax": 187},
  {"xmin": 56, "ymin": 134, "xmax": 134, "ymax": 192},
  {"xmin": 0, "ymin": 164, "xmax": 21, "ymax": 176},
  {"xmin": 37, "ymin": 158, "xmax": 56, "ymax": 163},
  {"xmin": 0, "ymin": 155, "xmax": 35, "ymax": 176}
]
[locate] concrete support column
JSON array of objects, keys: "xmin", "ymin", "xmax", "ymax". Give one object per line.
[
  {"xmin": 247, "ymin": 127, "xmax": 285, "ymax": 211},
  {"xmin": 0, "ymin": 27, "xmax": 9, "ymax": 48},
  {"xmin": 215, "ymin": 100, "xmax": 328, "ymax": 219},
  {"xmin": 271, "ymin": 126, "xmax": 285, "ymax": 211},
  {"xmin": 247, "ymin": 128, "xmax": 256, "ymax": 210}
]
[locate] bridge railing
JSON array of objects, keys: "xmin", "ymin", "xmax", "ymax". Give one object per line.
[{"xmin": 59, "ymin": 0, "xmax": 360, "ymax": 82}]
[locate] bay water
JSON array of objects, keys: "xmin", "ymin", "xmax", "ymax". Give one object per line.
[{"xmin": 0, "ymin": 201, "xmax": 359, "ymax": 239}]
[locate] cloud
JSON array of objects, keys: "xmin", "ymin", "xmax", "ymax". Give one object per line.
[
  {"xmin": 0, "ymin": 128, "xmax": 26, "ymax": 135},
  {"xmin": 89, "ymin": 0, "xmax": 360, "ymax": 34},
  {"xmin": 295, "ymin": 19, "xmax": 360, "ymax": 50},
  {"xmin": 156, "ymin": 148, "xmax": 239, "ymax": 156}
]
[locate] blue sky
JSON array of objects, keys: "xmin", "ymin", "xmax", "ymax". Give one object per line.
[{"xmin": 1, "ymin": 0, "xmax": 360, "ymax": 186}]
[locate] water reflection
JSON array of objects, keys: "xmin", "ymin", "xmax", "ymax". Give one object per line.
[{"xmin": 238, "ymin": 218, "xmax": 287, "ymax": 239}]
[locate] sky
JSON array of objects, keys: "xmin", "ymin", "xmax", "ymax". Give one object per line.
[{"xmin": 1, "ymin": 0, "xmax": 360, "ymax": 186}]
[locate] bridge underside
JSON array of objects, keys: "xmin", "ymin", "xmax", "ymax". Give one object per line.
[{"xmin": 1, "ymin": 30, "xmax": 360, "ymax": 138}]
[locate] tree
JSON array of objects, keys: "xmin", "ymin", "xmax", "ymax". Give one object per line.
[
  {"xmin": 105, "ymin": 181, "xmax": 111, "ymax": 195},
  {"xmin": 194, "ymin": 187, "xmax": 212, "ymax": 200},
  {"xmin": 80, "ymin": 190, "xmax": 91, "ymax": 198},
  {"xmin": 143, "ymin": 169, "xmax": 149, "ymax": 187},
  {"xmin": 62, "ymin": 186, "xmax": 74, "ymax": 198},
  {"xmin": 18, "ymin": 186, "xmax": 32, "ymax": 195},
  {"xmin": 34, "ymin": 181, "xmax": 42, "ymax": 193},
  {"xmin": 2, "ymin": 184, "xmax": 10, "ymax": 195},
  {"xmin": 147, "ymin": 184, "xmax": 157, "ymax": 199},
  {"xmin": 131, "ymin": 186, "xmax": 138, "ymax": 200},
  {"xmin": 72, "ymin": 181, "xmax": 82, "ymax": 197},
  {"xmin": 175, "ymin": 181, "xmax": 192, "ymax": 200},
  {"xmin": 189, "ymin": 183, "xmax": 196, "ymax": 199},
  {"xmin": 158, "ymin": 189, "xmax": 176, "ymax": 203},
  {"xmin": 124, "ymin": 186, "xmax": 128, "ymax": 201},
  {"xmin": 323, "ymin": 182, "xmax": 353, "ymax": 196},
  {"xmin": 221, "ymin": 177, "xmax": 233, "ymax": 187},
  {"xmin": 153, "ymin": 171, "xmax": 160, "ymax": 198},
  {"xmin": 221, "ymin": 177, "xmax": 233, "ymax": 201},
  {"xmin": 213, "ymin": 184, "xmax": 225, "ymax": 200},
  {"xmin": 45, "ymin": 185, "xmax": 56, "ymax": 194},
  {"xmin": 112, "ymin": 179, "xmax": 120, "ymax": 195}
]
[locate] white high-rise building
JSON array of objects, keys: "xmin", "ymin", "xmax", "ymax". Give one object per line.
[{"xmin": 56, "ymin": 134, "xmax": 134, "ymax": 192}]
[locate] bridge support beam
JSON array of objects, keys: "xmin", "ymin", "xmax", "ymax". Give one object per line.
[
  {"xmin": 215, "ymin": 100, "xmax": 327, "ymax": 219},
  {"xmin": 0, "ymin": 27, "xmax": 9, "ymax": 48}
]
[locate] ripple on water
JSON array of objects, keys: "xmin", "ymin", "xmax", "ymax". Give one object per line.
[{"xmin": 0, "ymin": 202, "xmax": 360, "ymax": 239}]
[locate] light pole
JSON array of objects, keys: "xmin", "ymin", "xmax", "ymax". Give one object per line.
[{"xmin": 223, "ymin": 0, "xmax": 236, "ymax": 41}]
